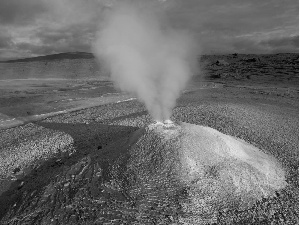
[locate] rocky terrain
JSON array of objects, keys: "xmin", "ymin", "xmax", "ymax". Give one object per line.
[
  {"xmin": 0, "ymin": 53, "xmax": 298, "ymax": 224},
  {"xmin": 1, "ymin": 52, "xmax": 298, "ymax": 85},
  {"xmin": 200, "ymin": 53, "xmax": 298, "ymax": 87}
]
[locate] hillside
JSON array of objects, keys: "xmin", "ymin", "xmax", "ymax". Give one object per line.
[
  {"xmin": 0, "ymin": 52, "xmax": 104, "ymax": 80},
  {"xmin": 1, "ymin": 52, "xmax": 94, "ymax": 63}
]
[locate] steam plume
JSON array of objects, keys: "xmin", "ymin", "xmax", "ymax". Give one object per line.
[{"xmin": 94, "ymin": 1, "xmax": 196, "ymax": 121}]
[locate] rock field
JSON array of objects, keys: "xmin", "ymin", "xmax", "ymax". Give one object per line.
[{"xmin": 0, "ymin": 53, "xmax": 298, "ymax": 224}]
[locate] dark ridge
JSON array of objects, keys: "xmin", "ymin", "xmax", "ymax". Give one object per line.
[{"xmin": 0, "ymin": 52, "xmax": 95, "ymax": 63}]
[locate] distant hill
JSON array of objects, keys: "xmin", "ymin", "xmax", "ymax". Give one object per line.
[
  {"xmin": 0, "ymin": 52, "xmax": 105, "ymax": 80},
  {"xmin": 1, "ymin": 52, "xmax": 95, "ymax": 63}
]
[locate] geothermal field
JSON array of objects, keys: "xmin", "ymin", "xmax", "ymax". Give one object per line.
[
  {"xmin": 0, "ymin": 52, "xmax": 298, "ymax": 224},
  {"xmin": 0, "ymin": 1, "xmax": 298, "ymax": 224}
]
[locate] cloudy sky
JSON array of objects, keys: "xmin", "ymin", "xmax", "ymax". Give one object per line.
[{"xmin": 0, "ymin": 0, "xmax": 298, "ymax": 60}]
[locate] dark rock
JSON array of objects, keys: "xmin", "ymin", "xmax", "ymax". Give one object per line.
[
  {"xmin": 210, "ymin": 74, "xmax": 221, "ymax": 79},
  {"xmin": 242, "ymin": 57, "xmax": 260, "ymax": 63},
  {"xmin": 12, "ymin": 167, "xmax": 20, "ymax": 174},
  {"xmin": 213, "ymin": 60, "xmax": 229, "ymax": 66}
]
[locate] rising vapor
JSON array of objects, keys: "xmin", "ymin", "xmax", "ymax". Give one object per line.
[{"xmin": 94, "ymin": 1, "xmax": 197, "ymax": 121}]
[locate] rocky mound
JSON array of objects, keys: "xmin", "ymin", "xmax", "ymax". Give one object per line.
[
  {"xmin": 0, "ymin": 122, "xmax": 287, "ymax": 224},
  {"xmin": 125, "ymin": 121, "xmax": 286, "ymax": 224}
]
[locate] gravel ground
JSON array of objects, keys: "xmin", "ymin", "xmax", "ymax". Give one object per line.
[{"xmin": 0, "ymin": 83, "xmax": 298, "ymax": 224}]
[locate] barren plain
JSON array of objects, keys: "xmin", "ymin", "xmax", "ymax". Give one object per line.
[{"xmin": 0, "ymin": 52, "xmax": 298, "ymax": 224}]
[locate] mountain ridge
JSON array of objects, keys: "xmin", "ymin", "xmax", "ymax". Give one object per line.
[{"xmin": 0, "ymin": 52, "xmax": 95, "ymax": 63}]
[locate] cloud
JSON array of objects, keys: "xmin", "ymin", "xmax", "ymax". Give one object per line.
[
  {"xmin": 12, "ymin": 26, "xmax": 94, "ymax": 56},
  {"xmin": 0, "ymin": 33, "xmax": 13, "ymax": 49},
  {"xmin": 0, "ymin": 0, "xmax": 47, "ymax": 25},
  {"xmin": 0, "ymin": 0, "xmax": 105, "ymax": 60},
  {"xmin": 0, "ymin": 0, "xmax": 298, "ymax": 60},
  {"xmin": 260, "ymin": 35, "xmax": 299, "ymax": 48},
  {"xmin": 167, "ymin": 0, "xmax": 298, "ymax": 54}
]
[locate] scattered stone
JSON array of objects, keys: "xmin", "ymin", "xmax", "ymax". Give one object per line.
[
  {"xmin": 213, "ymin": 60, "xmax": 229, "ymax": 66},
  {"xmin": 18, "ymin": 181, "xmax": 24, "ymax": 189},
  {"xmin": 242, "ymin": 57, "xmax": 260, "ymax": 63},
  {"xmin": 0, "ymin": 66, "xmax": 297, "ymax": 224},
  {"xmin": 12, "ymin": 167, "xmax": 20, "ymax": 174}
]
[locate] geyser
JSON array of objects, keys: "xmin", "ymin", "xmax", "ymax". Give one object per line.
[
  {"xmin": 94, "ymin": 1, "xmax": 196, "ymax": 121},
  {"xmin": 93, "ymin": 3, "xmax": 286, "ymax": 220}
]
